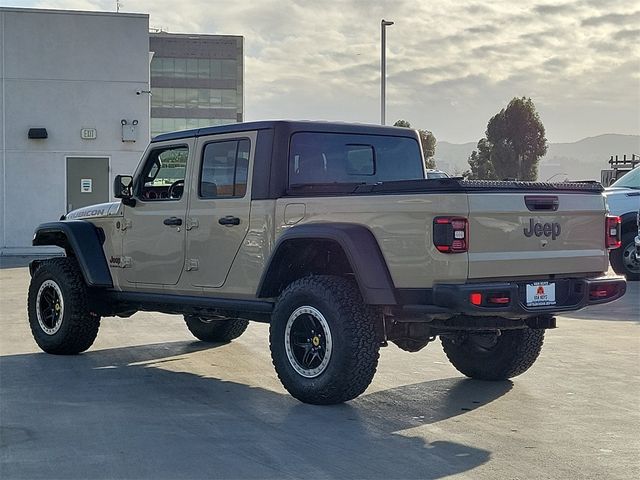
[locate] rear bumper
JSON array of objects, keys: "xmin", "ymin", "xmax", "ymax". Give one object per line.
[{"xmin": 399, "ymin": 276, "xmax": 626, "ymax": 318}]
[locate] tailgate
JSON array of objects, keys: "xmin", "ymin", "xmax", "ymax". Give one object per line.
[{"xmin": 467, "ymin": 192, "xmax": 609, "ymax": 279}]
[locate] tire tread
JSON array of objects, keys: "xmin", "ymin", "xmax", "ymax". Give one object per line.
[
  {"xmin": 184, "ymin": 315, "xmax": 249, "ymax": 342},
  {"xmin": 441, "ymin": 328, "xmax": 544, "ymax": 380},
  {"xmin": 270, "ymin": 275, "xmax": 379, "ymax": 405},
  {"xmin": 27, "ymin": 257, "xmax": 100, "ymax": 354}
]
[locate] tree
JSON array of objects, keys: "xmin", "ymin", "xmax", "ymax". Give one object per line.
[
  {"xmin": 393, "ymin": 119, "xmax": 411, "ymax": 128},
  {"xmin": 466, "ymin": 138, "xmax": 497, "ymax": 180},
  {"xmin": 394, "ymin": 120, "xmax": 436, "ymax": 169},
  {"xmin": 466, "ymin": 97, "xmax": 547, "ymax": 180}
]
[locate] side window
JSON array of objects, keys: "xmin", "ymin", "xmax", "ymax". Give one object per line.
[
  {"xmin": 200, "ymin": 139, "xmax": 250, "ymax": 198},
  {"xmin": 139, "ymin": 145, "xmax": 188, "ymax": 200}
]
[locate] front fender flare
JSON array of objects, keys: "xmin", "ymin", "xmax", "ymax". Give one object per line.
[{"xmin": 31, "ymin": 220, "xmax": 113, "ymax": 288}]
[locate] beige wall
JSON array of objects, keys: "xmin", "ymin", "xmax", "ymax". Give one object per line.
[{"xmin": 0, "ymin": 8, "xmax": 150, "ymax": 252}]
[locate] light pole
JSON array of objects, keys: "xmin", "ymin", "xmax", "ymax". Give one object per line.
[{"xmin": 381, "ymin": 19, "xmax": 394, "ymax": 125}]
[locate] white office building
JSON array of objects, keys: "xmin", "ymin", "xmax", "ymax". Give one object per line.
[{"xmin": 0, "ymin": 8, "xmax": 150, "ymax": 254}]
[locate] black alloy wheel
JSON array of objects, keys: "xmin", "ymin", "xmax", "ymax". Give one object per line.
[{"xmin": 284, "ymin": 306, "xmax": 333, "ymax": 378}]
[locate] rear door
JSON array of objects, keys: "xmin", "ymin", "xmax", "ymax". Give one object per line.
[
  {"xmin": 184, "ymin": 131, "xmax": 255, "ymax": 288},
  {"xmin": 467, "ymin": 192, "xmax": 609, "ymax": 279}
]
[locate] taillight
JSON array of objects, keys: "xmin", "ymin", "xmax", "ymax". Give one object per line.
[
  {"xmin": 605, "ymin": 215, "xmax": 621, "ymax": 249},
  {"xmin": 469, "ymin": 291, "xmax": 511, "ymax": 307},
  {"xmin": 487, "ymin": 294, "xmax": 510, "ymax": 305},
  {"xmin": 433, "ymin": 217, "xmax": 468, "ymax": 253},
  {"xmin": 589, "ymin": 283, "xmax": 620, "ymax": 301}
]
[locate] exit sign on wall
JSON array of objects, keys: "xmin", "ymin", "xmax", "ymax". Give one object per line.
[{"xmin": 80, "ymin": 128, "xmax": 97, "ymax": 140}]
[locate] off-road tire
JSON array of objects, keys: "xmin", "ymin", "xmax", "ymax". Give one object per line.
[
  {"xmin": 27, "ymin": 257, "xmax": 100, "ymax": 354},
  {"xmin": 184, "ymin": 315, "xmax": 249, "ymax": 342},
  {"xmin": 609, "ymin": 232, "xmax": 640, "ymax": 281},
  {"xmin": 269, "ymin": 275, "xmax": 380, "ymax": 405},
  {"xmin": 441, "ymin": 328, "xmax": 545, "ymax": 380}
]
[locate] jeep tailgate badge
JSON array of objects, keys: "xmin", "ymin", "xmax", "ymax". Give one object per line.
[{"xmin": 523, "ymin": 218, "xmax": 561, "ymax": 240}]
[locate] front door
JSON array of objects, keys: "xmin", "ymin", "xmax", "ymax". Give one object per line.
[
  {"xmin": 66, "ymin": 157, "xmax": 109, "ymax": 212},
  {"xmin": 185, "ymin": 132, "xmax": 255, "ymax": 288},
  {"xmin": 122, "ymin": 140, "xmax": 194, "ymax": 286}
]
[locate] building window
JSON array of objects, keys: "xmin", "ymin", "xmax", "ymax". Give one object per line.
[
  {"xmin": 221, "ymin": 59, "xmax": 237, "ymax": 80},
  {"xmin": 150, "ymin": 57, "xmax": 237, "ymax": 80},
  {"xmin": 198, "ymin": 59, "xmax": 210, "ymax": 79},
  {"xmin": 150, "ymin": 44, "xmax": 242, "ymax": 137},
  {"xmin": 151, "ymin": 118, "xmax": 236, "ymax": 137},
  {"xmin": 174, "ymin": 58, "xmax": 186, "ymax": 76},
  {"xmin": 151, "ymin": 87, "xmax": 237, "ymax": 109},
  {"xmin": 186, "ymin": 58, "xmax": 198, "ymax": 78}
]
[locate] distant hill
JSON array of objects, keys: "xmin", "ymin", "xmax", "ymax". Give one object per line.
[{"xmin": 435, "ymin": 134, "xmax": 640, "ymax": 181}]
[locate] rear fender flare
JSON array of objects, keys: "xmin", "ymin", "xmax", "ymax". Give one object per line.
[{"xmin": 257, "ymin": 223, "xmax": 397, "ymax": 305}]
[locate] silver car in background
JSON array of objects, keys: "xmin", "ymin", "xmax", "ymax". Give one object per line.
[
  {"xmin": 604, "ymin": 167, "xmax": 640, "ymax": 280},
  {"xmin": 635, "ymin": 210, "xmax": 640, "ymax": 259},
  {"xmin": 426, "ymin": 169, "xmax": 450, "ymax": 179}
]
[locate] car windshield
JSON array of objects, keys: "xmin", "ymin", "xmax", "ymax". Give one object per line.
[
  {"xmin": 611, "ymin": 167, "xmax": 640, "ymax": 189},
  {"xmin": 427, "ymin": 171, "xmax": 448, "ymax": 179}
]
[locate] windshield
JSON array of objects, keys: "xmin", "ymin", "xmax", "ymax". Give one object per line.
[
  {"xmin": 427, "ymin": 171, "xmax": 449, "ymax": 179},
  {"xmin": 611, "ymin": 167, "xmax": 640, "ymax": 189}
]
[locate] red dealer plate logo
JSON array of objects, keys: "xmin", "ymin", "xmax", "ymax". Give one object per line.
[{"xmin": 526, "ymin": 281, "xmax": 556, "ymax": 307}]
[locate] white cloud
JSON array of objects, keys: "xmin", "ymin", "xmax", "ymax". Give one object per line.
[{"xmin": 11, "ymin": 0, "xmax": 640, "ymax": 141}]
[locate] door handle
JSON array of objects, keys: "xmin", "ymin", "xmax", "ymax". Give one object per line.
[
  {"xmin": 218, "ymin": 216, "xmax": 240, "ymax": 226},
  {"xmin": 163, "ymin": 217, "xmax": 183, "ymax": 226}
]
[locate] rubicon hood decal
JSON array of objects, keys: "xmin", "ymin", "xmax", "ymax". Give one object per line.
[{"xmin": 65, "ymin": 202, "xmax": 121, "ymax": 220}]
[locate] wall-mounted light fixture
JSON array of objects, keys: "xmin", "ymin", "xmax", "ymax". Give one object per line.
[{"xmin": 28, "ymin": 128, "xmax": 48, "ymax": 139}]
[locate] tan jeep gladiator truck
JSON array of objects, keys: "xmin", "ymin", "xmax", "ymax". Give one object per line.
[{"xmin": 28, "ymin": 121, "xmax": 626, "ymax": 405}]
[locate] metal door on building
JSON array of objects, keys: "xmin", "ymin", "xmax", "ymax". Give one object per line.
[{"xmin": 66, "ymin": 157, "xmax": 110, "ymax": 212}]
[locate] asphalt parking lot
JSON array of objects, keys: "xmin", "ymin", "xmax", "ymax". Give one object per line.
[{"xmin": 1, "ymin": 258, "xmax": 638, "ymax": 480}]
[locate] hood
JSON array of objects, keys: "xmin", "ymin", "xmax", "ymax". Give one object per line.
[
  {"xmin": 65, "ymin": 202, "xmax": 122, "ymax": 220},
  {"xmin": 604, "ymin": 186, "xmax": 637, "ymax": 195},
  {"xmin": 603, "ymin": 188, "xmax": 640, "ymax": 216}
]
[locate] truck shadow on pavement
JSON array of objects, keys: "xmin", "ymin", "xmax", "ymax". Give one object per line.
[{"xmin": 1, "ymin": 341, "xmax": 512, "ymax": 479}]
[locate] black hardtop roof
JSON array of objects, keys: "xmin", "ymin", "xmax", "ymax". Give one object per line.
[{"xmin": 151, "ymin": 120, "xmax": 417, "ymax": 143}]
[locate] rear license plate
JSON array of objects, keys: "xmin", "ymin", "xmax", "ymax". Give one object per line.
[{"xmin": 526, "ymin": 282, "xmax": 556, "ymax": 307}]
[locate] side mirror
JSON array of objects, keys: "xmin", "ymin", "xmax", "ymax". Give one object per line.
[{"xmin": 114, "ymin": 175, "xmax": 136, "ymax": 206}]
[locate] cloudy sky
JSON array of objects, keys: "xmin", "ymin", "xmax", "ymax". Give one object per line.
[{"xmin": 3, "ymin": 0, "xmax": 640, "ymax": 143}]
